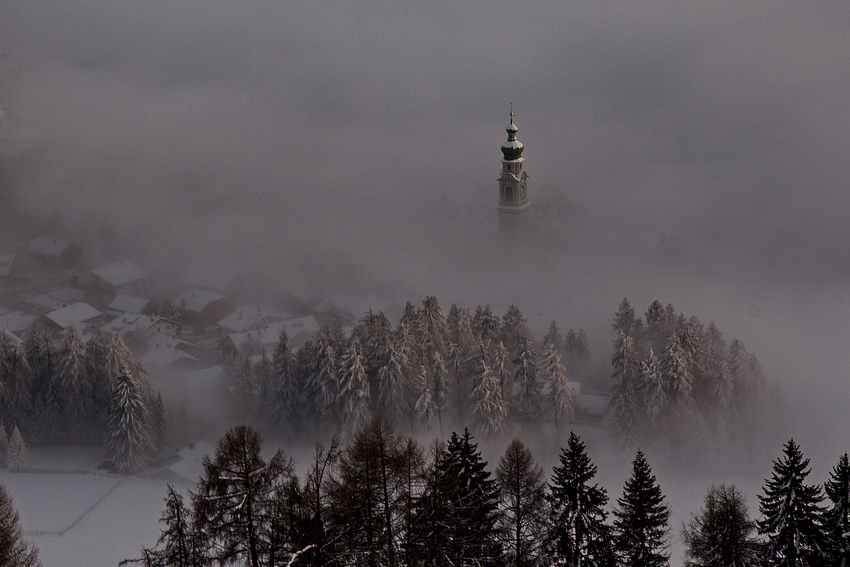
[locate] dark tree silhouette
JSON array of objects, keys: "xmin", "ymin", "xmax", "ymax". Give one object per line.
[
  {"xmin": 681, "ymin": 484, "xmax": 761, "ymax": 567},
  {"xmin": 613, "ymin": 450, "xmax": 670, "ymax": 567}
]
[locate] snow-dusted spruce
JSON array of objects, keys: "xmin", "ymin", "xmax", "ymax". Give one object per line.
[
  {"xmin": 308, "ymin": 327, "xmax": 342, "ymax": 421},
  {"xmin": 564, "ymin": 328, "xmax": 590, "ymax": 379},
  {"xmin": 496, "ymin": 438, "xmax": 547, "ymax": 567},
  {"xmin": 471, "ymin": 358, "xmax": 507, "ymax": 436},
  {"xmin": 270, "ymin": 330, "xmax": 300, "ymax": 428},
  {"xmin": 104, "ymin": 363, "xmax": 155, "ymax": 473},
  {"xmin": 493, "ymin": 340, "xmax": 511, "ymax": 408},
  {"xmin": 0, "ymin": 331, "xmax": 32, "ymax": 436},
  {"xmin": 339, "ymin": 338, "xmax": 371, "ymax": 437},
  {"xmin": 542, "ymin": 338, "xmax": 573, "ymax": 428},
  {"xmin": 0, "ymin": 483, "xmax": 40, "ymax": 567},
  {"xmin": 824, "ymin": 453, "xmax": 850, "ymax": 566},
  {"xmin": 377, "ymin": 335, "xmax": 410, "ymax": 426},
  {"xmin": 512, "ymin": 336, "xmax": 540, "ymax": 419},
  {"xmin": 759, "ymin": 439, "xmax": 827, "ymax": 567},
  {"xmin": 472, "ymin": 304, "xmax": 501, "ymax": 346},
  {"xmin": 639, "ymin": 349, "xmax": 664, "ymax": 430},
  {"xmin": 415, "ymin": 364, "xmax": 436, "ymax": 427},
  {"xmin": 58, "ymin": 327, "xmax": 88, "ymax": 443},
  {"xmin": 547, "ymin": 431, "xmax": 614, "ymax": 567},
  {"xmin": 609, "ymin": 330, "xmax": 640, "ymax": 445},
  {"xmin": 7, "ymin": 427, "xmax": 25, "ymax": 470},
  {"xmin": 613, "ymin": 450, "xmax": 671, "ymax": 567}
]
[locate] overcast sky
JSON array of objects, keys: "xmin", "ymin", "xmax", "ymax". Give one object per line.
[{"xmin": 2, "ymin": 0, "xmax": 850, "ymax": 468}]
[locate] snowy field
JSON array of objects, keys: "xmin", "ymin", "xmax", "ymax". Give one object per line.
[{"xmin": 0, "ymin": 447, "xmax": 180, "ymax": 567}]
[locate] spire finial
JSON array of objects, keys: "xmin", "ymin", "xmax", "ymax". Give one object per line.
[{"xmin": 510, "ymin": 102, "xmax": 513, "ymax": 123}]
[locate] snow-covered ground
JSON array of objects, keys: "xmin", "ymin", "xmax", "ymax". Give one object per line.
[{"xmin": 0, "ymin": 447, "xmax": 182, "ymax": 567}]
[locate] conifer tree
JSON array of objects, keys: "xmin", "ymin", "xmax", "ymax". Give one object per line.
[
  {"xmin": 142, "ymin": 485, "xmax": 204, "ymax": 567},
  {"xmin": 193, "ymin": 426, "xmax": 294, "ymax": 567},
  {"xmin": 609, "ymin": 330, "xmax": 640, "ymax": 445},
  {"xmin": 7, "ymin": 427, "xmax": 25, "ymax": 470},
  {"xmin": 493, "ymin": 341, "xmax": 511, "ymax": 407},
  {"xmin": 104, "ymin": 364, "xmax": 154, "ymax": 473},
  {"xmin": 340, "ymin": 339, "xmax": 371, "ymax": 437},
  {"xmin": 0, "ymin": 483, "xmax": 40, "ymax": 567},
  {"xmin": 58, "ymin": 327, "xmax": 88, "ymax": 443},
  {"xmin": 271, "ymin": 330, "xmax": 300, "ymax": 428},
  {"xmin": 564, "ymin": 329, "xmax": 590, "ymax": 380},
  {"xmin": 414, "ymin": 430, "xmax": 502, "ymax": 567},
  {"xmin": 472, "ymin": 359, "xmax": 507, "ymax": 436},
  {"xmin": 681, "ymin": 484, "xmax": 760, "ymax": 567},
  {"xmin": 496, "ymin": 439, "xmax": 546, "ymax": 567},
  {"xmin": 0, "ymin": 425, "xmax": 7, "ymax": 468},
  {"xmin": 377, "ymin": 337, "xmax": 410, "ymax": 427},
  {"xmin": 542, "ymin": 339, "xmax": 573, "ymax": 428},
  {"xmin": 415, "ymin": 364, "xmax": 436, "ymax": 428},
  {"xmin": 758, "ymin": 439, "xmax": 826, "ymax": 567},
  {"xmin": 547, "ymin": 431, "xmax": 613, "ymax": 567},
  {"xmin": 472, "ymin": 305, "xmax": 501, "ymax": 346},
  {"xmin": 0, "ymin": 332, "xmax": 32, "ymax": 436},
  {"xmin": 640, "ymin": 349, "xmax": 665, "ymax": 430},
  {"xmin": 824, "ymin": 453, "xmax": 850, "ymax": 567},
  {"xmin": 513, "ymin": 337, "xmax": 540, "ymax": 419},
  {"xmin": 612, "ymin": 450, "xmax": 670, "ymax": 567}
]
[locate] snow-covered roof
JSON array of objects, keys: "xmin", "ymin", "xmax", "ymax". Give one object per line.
[
  {"xmin": 225, "ymin": 315, "xmax": 320, "ymax": 352},
  {"xmin": 0, "ymin": 252, "xmax": 15, "ymax": 277},
  {"xmin": 150, "ymin": 441, "xmax": 214, "ymax": 483},
  {"xmin": 28, "ymin": 287, "xmax": 90, "ymax": 312},
  {"xmin": 45, "ymin": 302, "xmax": 102, "ymax": 329},
  {"xmin": 177, "ymin": 288, "xmax": 226, "ymax": 313},
  {"xmin": 0, "ymin": 311, "xmax": 37, "ymax": 334},
  {"xmin": 108, "ymin": 295, "xmax": 151, "ymax": 314},
  {"xmin": 179, "ymin": 258, "xmax": 241, "ymax": 292},
  {"xmin": 217, "ymin": 303, "xmax": 290, "ymax": 333},
  {"xmin": 100, "ymin": 313, "xmax": 158, "ymax": 335},
  {"xmin": 91, "ymin": 261, "xmax": 149, "ymax": 287},
  {"xmin": 26, "ymin": 236, "xmax": 72, "ymax": 257}
]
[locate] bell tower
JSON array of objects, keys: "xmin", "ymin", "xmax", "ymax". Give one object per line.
[{"xmin": 497, "ymin": 105, "xmax": 530, "ymax": 230}]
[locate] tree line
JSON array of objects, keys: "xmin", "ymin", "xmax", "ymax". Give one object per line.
[
  {"xmin": 134, "ymin": 423, "xmax": 850, "ymax": 567},
  {"xmin": 607, "ymin": 298, "xmax": 765, "ymax": 449},
  {"xmin": 229, "ymin": 297, "xmax": 592, "ymax": 438},
  {"xmin": 0, "ymin": 326, "xmax": 165, "ymax": 472}
]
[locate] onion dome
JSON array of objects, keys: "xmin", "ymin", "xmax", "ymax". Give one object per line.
[{"xmin": 501, "ymin": 112, "xmax": 524, "ymax": 161}]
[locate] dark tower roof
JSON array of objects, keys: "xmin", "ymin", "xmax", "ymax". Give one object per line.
[{"xmin": 500, "ymin": 111, "xmax": 524, "ymax": 161}]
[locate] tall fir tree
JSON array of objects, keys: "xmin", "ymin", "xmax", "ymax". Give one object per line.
[
  {"xmin": 471, "ymin": 359, "xmax": 507, "ymax": 436},
  {"xmin": 339, "ymin": 339, "xmax": 372, "ymax": 438},
  {"xmin": 612, "ymin": 450, "xmax": 670, "ymax": 567},
  {"xmin": 542, "ymin": 339, "xmax": 573, "ymax": 428},
  {"xmin": 547, "ymin": 431, "xmax": 613, "ymax": 567},
  {"xmin": 0, "ymin": 483, "xmax": 40, "ymax": 567},
  {"xmin": 512, "ymin": 337, "xmax": 540, "ymax": 420},
  {"xmin": 758, "ymin": 439, "xmax": 826, "ymax": 567},
  {"xmin": 104, "ymin": 363, "xmax": 154, "ymax": 473},
  {"xmin": 824, "ymin": 453, "xmax": 850, "ymax": 567}
]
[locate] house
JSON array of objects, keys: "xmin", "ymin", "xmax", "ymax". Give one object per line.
[
  {"xmin": 0, "ymin": 310, "xmax": 37, "ymax": 336},
  {"xmin": 219, "ymin": 315, "xmax": 320, "ymax": 356},
  {"xmin": 216, "ymin": 303, "xmax": 290, "ymax": 333},
  {"xmin": 25, "ymin": 236, "xmax": 81, "ymax": 270},
  {"xmin": 107, "ymin": 295, "xmax": 158, "ymax": 316},
  {"xmin": 26, "ymin": 287, "xmax": 91, "ymax": 313},
  {"xmin": 70, "ymin": 261, "xmax": 150, "ymax": 296},
  {"xmin": 176, "ymin": 288, "xmax": 236, "ymax": 327},
  {"xmin": 40, "ymin": 302, "xmax": 104, "ymax": 334}
]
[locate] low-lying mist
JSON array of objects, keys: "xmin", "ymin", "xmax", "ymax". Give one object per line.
[{"xmin": 3, "ymin": 2, "xmax": 850, "ymax": 561}]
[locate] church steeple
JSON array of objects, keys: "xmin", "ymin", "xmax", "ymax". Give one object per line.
[{"xmin": 497, "ymin": 105, "xmax": 530, "ymax": 230}]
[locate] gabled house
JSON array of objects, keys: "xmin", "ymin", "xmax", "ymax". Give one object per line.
[
  {"xmin": 25, "ymin": 236, "xmax": 81, "ymax": 270},
  {"xmin": 70, "ymin": 261, "xmax": 150, "ymax": 296},
  {"xmin": 176, "ymin": 288, "xmax": 236, "ymax": 327},
  {"xmin": 39, "ymin": 302, "xmax": 104, "ymax": 334}
]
